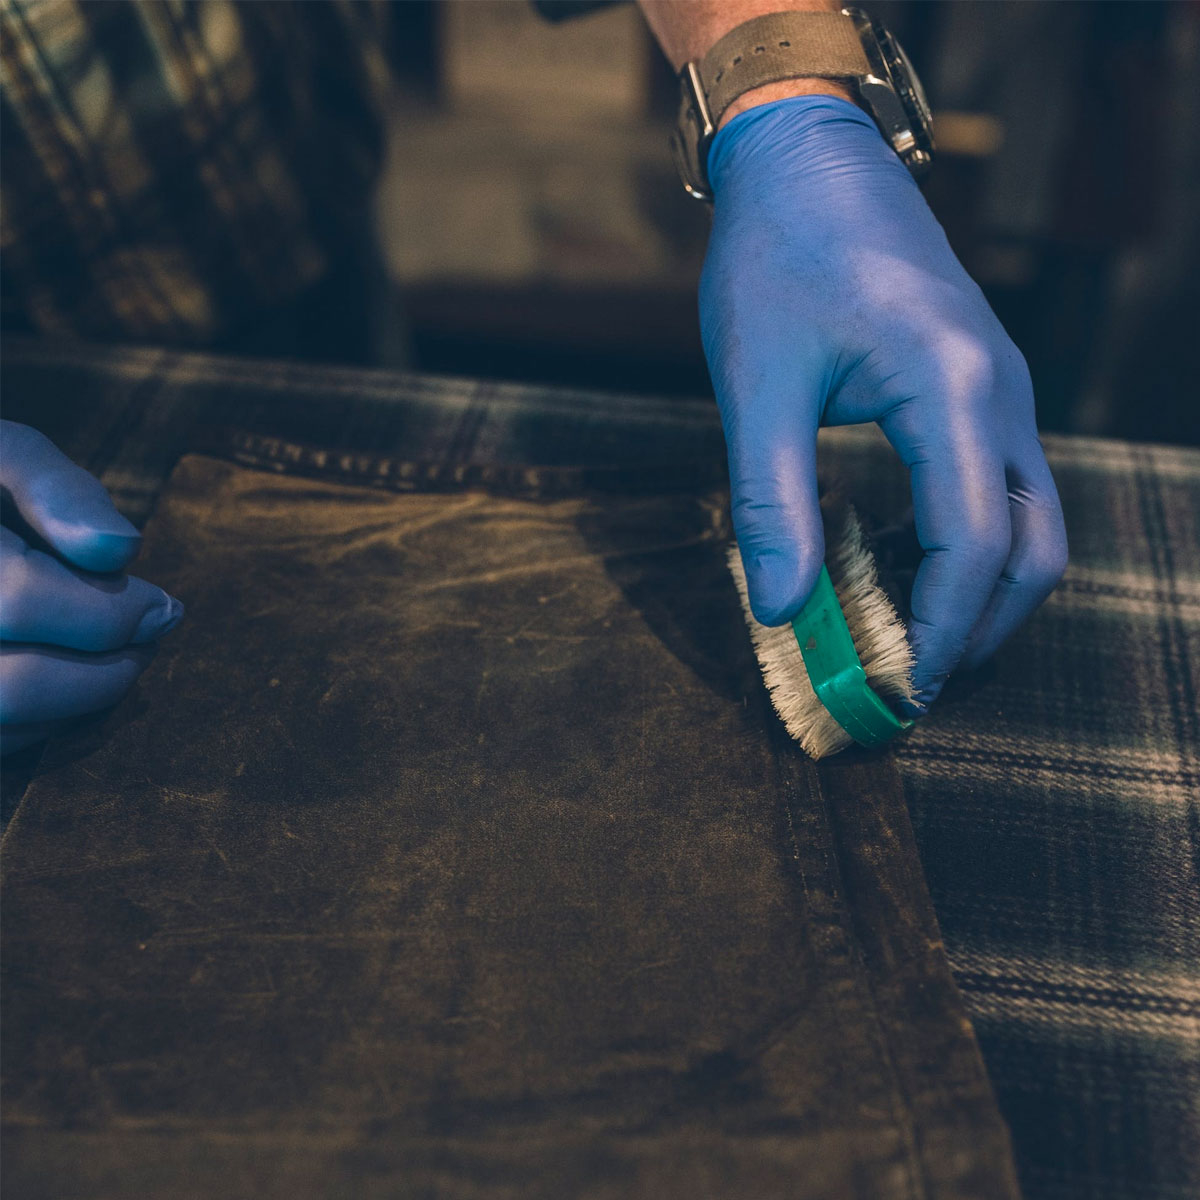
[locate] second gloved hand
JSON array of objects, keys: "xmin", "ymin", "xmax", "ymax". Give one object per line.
[
  {"xmin": 0, "ymin": 421, "xmax": 184, "ymax": 753},
  {"xmin": 702, "ymin": 96, "xmax": 1068, "ymax": 709}
]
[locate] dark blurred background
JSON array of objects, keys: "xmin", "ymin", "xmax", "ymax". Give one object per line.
[
  {"xmin": 346, "ymin": 0, "xmax": 1197, "ymax": 447},
  {"xmin": 8, "ymin": 0, "xmax": 1193, "ymax": 447}
]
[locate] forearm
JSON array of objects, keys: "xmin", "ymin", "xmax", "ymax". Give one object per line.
[{"xmin": 636, "ymin": 0, "xmax": 855, "ymax": 125}]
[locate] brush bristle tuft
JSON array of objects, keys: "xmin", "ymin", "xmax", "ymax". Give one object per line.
[{"xmin": 729, "ymin": 503, "xmax": 915, "ymax": 758}]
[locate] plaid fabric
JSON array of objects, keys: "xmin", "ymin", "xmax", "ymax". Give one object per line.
[
  {"xmin": 0, "ymin": 0, "xmax": 392, "ymax": 344},
  {"xmin": 2, "ymin": 336, "xmax": 1198, "ymax": 1200}
]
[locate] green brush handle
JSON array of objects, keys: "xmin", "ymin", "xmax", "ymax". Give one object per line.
[{"xmin": 791, "ymin": 566, "xmax": 912, "ymax": 747}]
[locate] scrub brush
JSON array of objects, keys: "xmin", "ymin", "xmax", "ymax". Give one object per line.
[{"xmin": 728, "ymin": 499, "xmax": 916, "ymax": 759}]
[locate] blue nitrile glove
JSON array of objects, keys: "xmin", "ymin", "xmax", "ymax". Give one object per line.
[
  {"xmin": 703, "ymin": 96, "xmax": 1067, "ymax": 710},
  {"xmin": 0, "ymin": 421, "xmax": 184, "ymax": 754}
]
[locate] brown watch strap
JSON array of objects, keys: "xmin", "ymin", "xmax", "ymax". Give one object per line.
[{"xmin": 699, "ymin": 11, "xmax": 870, "ymax": 128}]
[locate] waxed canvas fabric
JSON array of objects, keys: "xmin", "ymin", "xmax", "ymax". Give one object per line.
[{"xmin": 1, "ymin": 453, "xmax": 1019, "ymax": 1200}]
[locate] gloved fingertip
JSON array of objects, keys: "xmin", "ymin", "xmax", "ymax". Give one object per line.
[
  {"xmin": 746, "ymin": 548, "xmax": 822, "ymax": 627},
  {"xmin": 903, "ymin": 670, "xmax": 949, "ymax": 717},
  {"xmin": 957, "ymin": 646, "xmax": 989, "ymax": 675},
  {"xmin": 132, "ymin": 595, "xmax": 184, "ymax": 644},
  {"xmin": 53, "ymin": 524, "xmax": 142, "ymax": 573},
  {"xmin": 162, "ymin": 595, "xmax": 185, "ymax": 635},
  {"xmin": 0, "ymin": 721, "xmax": 55, "ymax": 756},
  {"xmin": 897, "ymin": 690, "xmax": 935, "ymax": 722}
]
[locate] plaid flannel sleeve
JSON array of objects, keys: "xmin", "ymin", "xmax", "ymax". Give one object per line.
[{"xmin": 0, "ymin": 0, "xmax": 394, "ymax": 345}]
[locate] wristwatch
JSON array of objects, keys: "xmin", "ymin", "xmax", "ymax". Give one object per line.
[{"xmin": 671, "ymin": 8, "xmax": 934, "ymax": 202}]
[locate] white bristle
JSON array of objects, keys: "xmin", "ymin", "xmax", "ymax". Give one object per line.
[{"xmin": 728, "ymin": 503, "xmax": 915, "ymax": 759}]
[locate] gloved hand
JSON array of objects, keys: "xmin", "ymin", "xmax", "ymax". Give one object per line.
[
  {"xmin": 0, "ymin": 421, "xmax": 183, "ymax": 754},
  {"xmin": 703, "ymin": 96, "xmax": 1067, "ymax": 710}
]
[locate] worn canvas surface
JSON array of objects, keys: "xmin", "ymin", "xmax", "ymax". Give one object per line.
[{"xmin": 2, "ymin": 455, "xmax": 1017, "ymax": 1199}]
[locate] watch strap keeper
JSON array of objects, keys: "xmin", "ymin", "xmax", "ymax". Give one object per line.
[{"xmin": 698, "ymin": 11, "xmax": 870, "ymax": 128}]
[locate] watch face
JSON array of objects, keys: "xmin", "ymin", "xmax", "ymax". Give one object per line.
[
  {"xmin": 891, "ymin": 36, "xmax": 933, "ymax": 137},
  {"xmin": 871, "ymin": 20, "xmax": 935, "ymax": 171},
  {"xmin": 843, "ymin": 7, "xmax": 934, "ymax": 176},
  {"xmin": 673, "ymin": 62, "xmax": 716, "ymax": 202}
]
